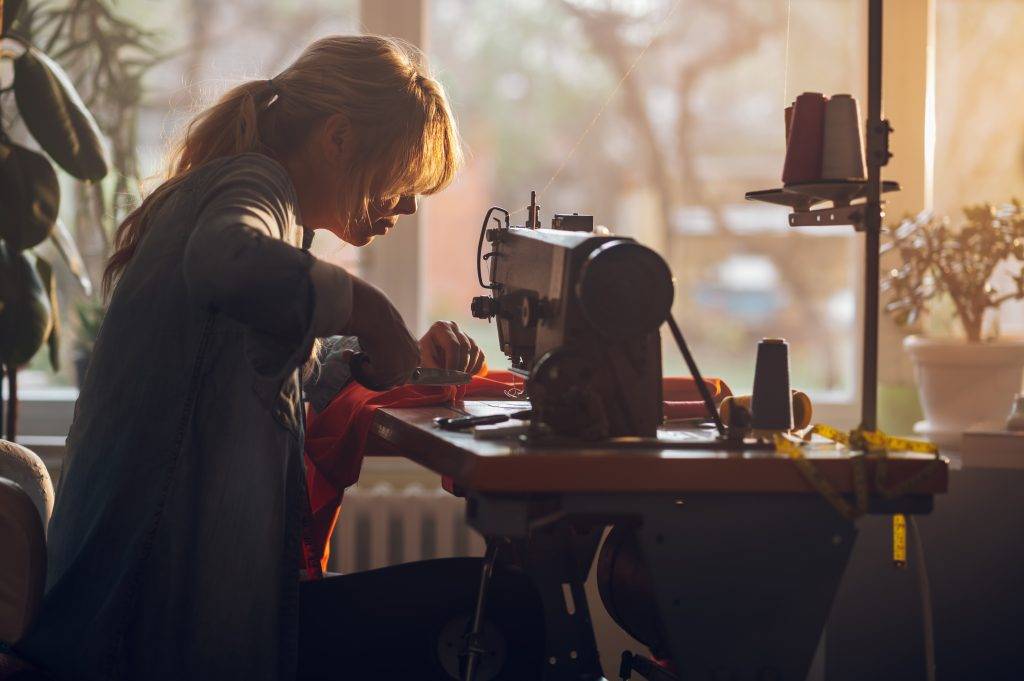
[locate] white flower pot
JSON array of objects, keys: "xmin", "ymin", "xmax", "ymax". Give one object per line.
[{"xmin": 904, "ymin": 335, "xmax": 1024, "ymax": 451}]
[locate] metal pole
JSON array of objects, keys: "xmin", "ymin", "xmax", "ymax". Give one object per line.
[
  {"xmin": 668, "ymin": 315, "xmax": 726, "ymax": 436},
  {"xmin": 861, "ymin": 0, "xmax": 885, "ymax": 432},
  {"xmin": 462, "ymin": 539, "xmax": 500, "ymax": 681}
]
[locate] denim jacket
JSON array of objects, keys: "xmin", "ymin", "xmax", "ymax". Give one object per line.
[{"xmin": 19, "ymin": 153, "xmax": 352, "ymax": 681}]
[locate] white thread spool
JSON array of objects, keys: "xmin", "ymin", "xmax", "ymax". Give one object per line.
[
  {"xmin": 1007, "ymin": 393, "xmax": 1024, "ymax": 431},
  {"xmin": 821, "ymin": 94, "xmax": 866, "ymax": 181}
]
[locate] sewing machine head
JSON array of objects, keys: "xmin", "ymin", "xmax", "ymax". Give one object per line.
[{"xmin": 471, "ymin": 192, "xmax": 674, "ymax": 439}]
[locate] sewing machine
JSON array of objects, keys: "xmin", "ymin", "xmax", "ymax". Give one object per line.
[
  {"xmin": 354, "ymin": 191, "xmax": 950, "ymax": 680},
  {"xmin": 404, "ymin": 191, "xmax": 945, "ymax": 681},
  {"xmin": 469, "ymin": 192, "xmax": 710, "ymax": 440}
]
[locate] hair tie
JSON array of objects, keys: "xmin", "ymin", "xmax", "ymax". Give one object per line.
[{"xmin": 266, "ymin": 77, "xmax": 282, "ymax": 107}]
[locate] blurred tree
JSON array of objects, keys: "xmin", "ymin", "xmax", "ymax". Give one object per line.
[{"xmin": 427, "ymin": 0, "xmax": 867, "ymax": 391}]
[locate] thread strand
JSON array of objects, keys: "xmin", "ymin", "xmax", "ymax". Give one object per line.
[
  {"xmin": 783, "ymin": 0, "xmax": 792, "ymax": 108},
  {"xmin": 511, "ymin": 0, "xmax": 684, "ymax": 216}
]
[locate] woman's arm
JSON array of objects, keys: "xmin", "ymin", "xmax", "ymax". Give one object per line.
[
  {"xmin": 183, "ymin": 155, "xmax": 353, "ymax": 342},
  {"xmin": 183, "ymin": 154, "xmax": 418, "ymax": 387},
  {"xmin": 304, "ymin": 322, "xmax": 487, "ymax": 411}
]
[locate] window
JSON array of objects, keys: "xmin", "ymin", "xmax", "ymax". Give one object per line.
[
  {"xmin": 934, "ymin": 0, "xmax": 1024, "ymax": 336},
  {"xmin": 19, "ymin": 0, "xmax": 1023, "ymax": 439},
  {"xmin": 425, "ymin": 0, "xmax": 866, "ymax": 402}
]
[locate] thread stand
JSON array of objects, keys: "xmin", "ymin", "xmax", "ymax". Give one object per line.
[
  {"xmin": 743, "ymin": 0, "xmax": 893, "ymax": 436},
  {"xmin": 745, "ymin": 179, "xmax": 900, "ymax": 230}
]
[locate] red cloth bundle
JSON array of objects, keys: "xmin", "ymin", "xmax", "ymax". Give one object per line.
[{"xmin": 301, "ymin": 371, "xmax": 729, "ymax": 576}]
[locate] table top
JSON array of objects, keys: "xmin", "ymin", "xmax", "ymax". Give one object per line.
[{"xmin": 366, "ymin": 400, "xmax": 949, "ymax": 495}]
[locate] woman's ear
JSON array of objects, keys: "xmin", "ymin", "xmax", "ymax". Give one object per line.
[{"xmin": 320, "ymin": 113, "xmax": 349, "ymax": 167}]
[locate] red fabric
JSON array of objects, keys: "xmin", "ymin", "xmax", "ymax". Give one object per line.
[
  {"xmin": 301, "ymin": 371, "xmax": 518, "ymax": 576},
  {"xmin": 301, "ymin": 371, "xmax": 729, "ymax": 576}
]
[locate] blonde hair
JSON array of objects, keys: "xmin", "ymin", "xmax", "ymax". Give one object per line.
[{"xmin": 104, "ymin": 34, "xmax": 462, "ymax": 293}]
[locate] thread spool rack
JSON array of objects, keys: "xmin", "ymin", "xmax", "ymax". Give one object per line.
[
  {"xmin": 745, "ymin": 179, "xmax": 900, "ymax": 230},
  {"xmin": 744, "ymin": 0, "xmax": 892, "ymax": 433}
]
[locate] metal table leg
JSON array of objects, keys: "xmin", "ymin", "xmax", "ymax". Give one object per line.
[
  {"xmin": 463, "ymin": 539, "xmax": 501, "ymax": 681},
  {"xmin": 467, "ymin": 494, "xmax": 606, "ymax": 680}
]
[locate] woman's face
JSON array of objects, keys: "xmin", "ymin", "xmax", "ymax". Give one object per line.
[
  {"xmin": 339, "ymin": 194, "xmax": 419, "ymax": 246},
  {"xmin": 283, "ymin": 116, "xmax": 419, "ymax": 246}
]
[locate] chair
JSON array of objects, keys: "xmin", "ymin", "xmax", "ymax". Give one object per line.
[{"xmin": 0, "ymin": 441, "xmax": 54, "ymax": 678}]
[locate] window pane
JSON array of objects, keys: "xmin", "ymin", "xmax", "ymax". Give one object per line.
[
  {"xmin": 935, "ymin": 0, "xmax": 1024, "ymax": 335},
  {"xmin": 426, "ymin": 0, "xmax": 864, "ymax": 398}
]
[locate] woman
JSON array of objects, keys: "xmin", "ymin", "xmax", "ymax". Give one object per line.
[{"xmin": 18, "ymin": 36, "xmax": 542, "ymax": 680}]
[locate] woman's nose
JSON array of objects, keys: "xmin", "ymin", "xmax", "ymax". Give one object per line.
[{"xmin": 395, "ymin": 195, "xmax": 418, "ymax": 216}]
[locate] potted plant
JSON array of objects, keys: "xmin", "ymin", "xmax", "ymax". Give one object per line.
[
  {"xmin": 883, "ymin": 201, "xmax": 1024, "ymax": 450},
  {"xmin": 1, "ymin": 0, "xmax": 109, "ymax": 439}
]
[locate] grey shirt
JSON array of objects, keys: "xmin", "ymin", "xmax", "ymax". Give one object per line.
[
  {"xmin": 304, "ymin": 335, "xmax": 361, "ymax": 413},
  {"xmin": 19, "ymin": 153, "xmax": 353, "ymax": 681}
]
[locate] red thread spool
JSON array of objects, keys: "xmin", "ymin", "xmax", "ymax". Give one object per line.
[{"xmin": 782, "ymin": 92, "xmax": 827, "ymax": 184}]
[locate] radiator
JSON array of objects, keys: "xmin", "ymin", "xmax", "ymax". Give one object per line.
[{"xmin": 327, "ymin": 482, "xmax": 486, "ymax": 574}]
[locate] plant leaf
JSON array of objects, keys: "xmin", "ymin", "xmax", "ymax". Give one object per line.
[
  {"xmin": 0, "ymin": 141, "xmax": 60, "ymax": 250},
  {"xmin": 13, "ymin": 45, "xmax": 110, "ymax": 181},
  {"xmin": 49, "ymin": 217, "xmax": 92, "ymax": 295},
  {"xmin": 74, "ymin": 296, "xmax": 104, "ymax": 354},
  {"xmin": 0, "ymin": 245, "xmax": 52, "ymax": 367},
  {"xmin": 34, "ymin": 253, "xmax": 59, "ymax": 370}
]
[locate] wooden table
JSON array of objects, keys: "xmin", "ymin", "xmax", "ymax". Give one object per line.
[
  {"xmin": 367, "ymin": 400, "xmax": 947, "ymax": 498},
  {"xmin": 366, "ymin": 400, "xmax": 949, "ymax": 681}
]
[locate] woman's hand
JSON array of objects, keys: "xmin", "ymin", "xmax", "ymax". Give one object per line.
[
  {"xmin": 419, "ymin": 321, "xmax": 485, "ymax": 374},
  {"xmin": 344, "ymin": 277, "xmax": 420, "ymax": 389}
]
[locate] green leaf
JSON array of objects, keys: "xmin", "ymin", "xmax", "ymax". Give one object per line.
[
  {"xmin": 2, "ymin": 0, "xmax": 26, "ymax": 35},
  {"xmin": 13, "ymin": 45, "xmax": 109, "ymax": 181},
  {"xmin": 49, "ymin": 217, "xmax": 92, "ymax": 295},
  {"xmin": 0, "ymin": 141, "xmax": 60, "ymax": 250},
  {"xmin": 34, "ymin": 254, "xmax": 59, "ymax": 371},
  {"xmin": 0, "ymin": 245, "xmax": 52, "ymax": 367},
  {"xmin": 74, "ymin": 297, "xmax": 104, "ymax": 353}
]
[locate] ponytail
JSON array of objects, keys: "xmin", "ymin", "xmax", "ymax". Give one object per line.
[
  {"xmin": 104, "ymin": 34, "xmax": 462, "ymax": 295},
  {"xmin": 103, "ymin": 79, "xmax": 277, "ymax": 294}
]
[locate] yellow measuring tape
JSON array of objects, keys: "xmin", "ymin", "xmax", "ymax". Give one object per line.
[
  {"xmin": 776, "ymin": 425, "xmax": 939, "ymax": 567},
  {"xmin": 892, "ymin": 513, "xmax": 908, "ymax": 569},
  {"xmin": 774, "ymin": 433, "xmax": 862, "ymax": 520},
  {"xmin": 810, "ymin": 423, "xmax": 938, "ymax": 455}
]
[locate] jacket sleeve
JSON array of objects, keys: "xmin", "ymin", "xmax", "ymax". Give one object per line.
[
  {"xmin": 183, "ymin": 154, "xmax": 353, "ymax": 342},
  {"xmin": 303, "ymin": 335, "xmax": 362, "ymax": 413}
]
